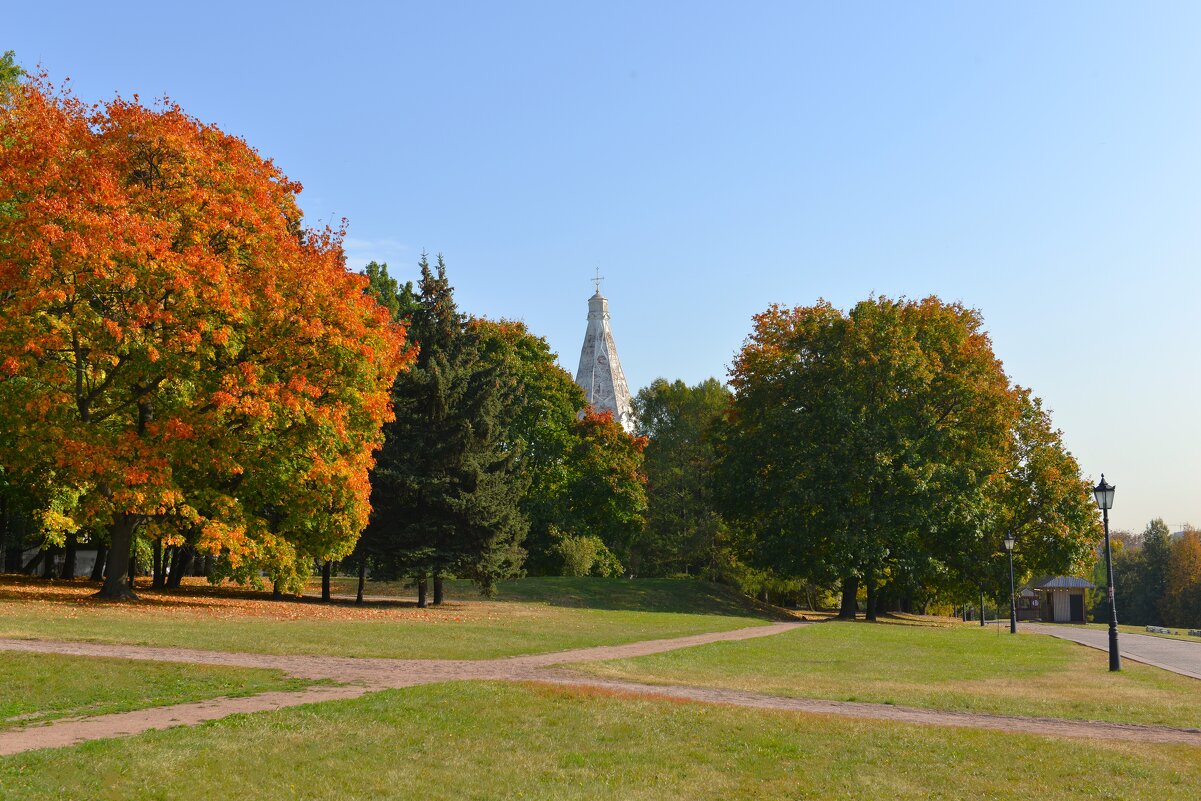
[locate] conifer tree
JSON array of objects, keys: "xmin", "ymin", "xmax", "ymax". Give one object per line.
[{"xmin": 363, "ymin": 255, "xmax": 528, "ymax": 604}]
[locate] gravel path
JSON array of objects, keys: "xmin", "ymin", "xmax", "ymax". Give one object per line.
[
  {"xmin": 0, "ymin": 686, "xmax": 370, "ymax": 756},
  {"xmin": 1025, "ymin": 623, "xmax": 1201, "ymax": 680},
  {"xmin": 4, "ymin": 620, "xmax": 1201, "ymax": 755},
  {"xmin": 530, "ymin": 673, "xmax": 1201, "ymax": 746}
]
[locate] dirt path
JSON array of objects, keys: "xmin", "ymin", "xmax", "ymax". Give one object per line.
[
  {"xmin": 0, "ymin": 622, "xmax": 802, "ymax": 685},
  {"xmin": 0, "ymin": 686, "xmax": 369, "ymax": 756},
  {"xmin": 4, "ymin": 621, "xmax": 1201, "ymax": 754},
  {"xmin": 530, "ymin": 673, "xmax": 1201, "ymax": 746}
]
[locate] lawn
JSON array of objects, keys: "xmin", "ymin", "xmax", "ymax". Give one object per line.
[
  {"xmin": 2, "ymin": 681, "xmax": 1198, "ymax": 801},
  {"xmin": 0, "ymin": 651, "xmax": 310, "ymax": 730},
  {"xmin": 327, "ymin": 574, "xmax": 780, "ymax": 617},
  {"xmin": 572, "ymin": 619, "xmax": 1201, "ymax": 729},
  {"xmin": 0, "ymin": 576, "xmax": 774, "ymax": 660}
]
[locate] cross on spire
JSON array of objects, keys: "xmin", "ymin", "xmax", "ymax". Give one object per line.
[{"xmin": 593, "ymin": 268, "xmax": 605, "ymax": 295}]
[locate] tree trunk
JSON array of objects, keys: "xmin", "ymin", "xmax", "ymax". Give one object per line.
[
  {"xmin": 356, "ymin": 557, "xmax": 366, "ymax": 605},
  {"xmin": 865, "ymin": 579, "xmax": 878, "ymax": 622},
  {"xmin": 272, "ymin": 580, "xmax": 282, "ymax": 600},
  {"xmin": 41, "ymin": 547, "xmax": 57, "ymax": 579},
  {"xmin": 95, "ymin": 515, "xmax": 139, "ymax": 600},
  {"xmin": 837, "ymin": 576, "xmax": 859, "ymax": 620},
  {"xmin": 417, "ymin": 577, "xmax": 428, "ymax": 608},
  {"xmin": 168, "ymin": 545, "xmax": 194, "ymax": 588},
  {"xmin": 61, "ymin": 533, "xmax": 78, "ymax": 579},
  {"xmin": 163, "ymin": 545, "xmax": 178, "ymax": 586},
  {"xmin": 321, "ymin": 561, "xmax": 332, "ymax": 602},
  {"xmin": 979, "ymin": 586, "xmax": 986, "ymax": 627},
  {"xmin": 90, "ymin": 545, "xmax": 108, "ymax": 582},
  {"xmin": 152, "ymin": 539, "xmax": 165, "ymax": 589},
  {"xmin": 433, "ymin": 574, "xmax": 444, "ymax": 605}
]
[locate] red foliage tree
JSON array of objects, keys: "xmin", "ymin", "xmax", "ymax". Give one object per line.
[{"xmin": 0, "ymin": 76, "xmax": 411, "ymax": 598}]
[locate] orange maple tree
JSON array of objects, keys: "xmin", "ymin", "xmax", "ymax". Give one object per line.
[{"xmin": 0, "ymin": 76, "xmax": 412, "ymax": 598}]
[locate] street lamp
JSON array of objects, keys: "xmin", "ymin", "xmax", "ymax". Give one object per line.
[
  {"xmin": 1093, "ymin": 474, "xmax": 1120, "ymax": 671},
  {"xmin": 1004, "ymin": 533, "xmax": 1017, "ymax": 635}
]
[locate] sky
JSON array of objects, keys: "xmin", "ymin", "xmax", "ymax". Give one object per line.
[{"xmin": 7, "ymin": 2, "xmax": 1199, "ymax": 533}]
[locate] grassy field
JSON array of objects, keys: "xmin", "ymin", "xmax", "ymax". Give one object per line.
[
  {"xmin": 2, "ymin": 681, "xmax": 1198, "ymax": 801},
  {"xmin": 328, "ymin": 574, "xmax": 781, "ymax": 616},
  {"xmin": 573, "ymin": 619, "xmax": 1201, "ymax": 728},
  {"xmin": 0, "ymin": 576, "xmax": 775, "ymax": 659},
  {"xmin": 0, "ymin": 651, "xmax": 310, "ymax": 730}
]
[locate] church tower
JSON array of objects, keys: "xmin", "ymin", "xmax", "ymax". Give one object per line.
[{"xmin": 574, "ymin": 277, "xmax": 636, "ymax": 433}]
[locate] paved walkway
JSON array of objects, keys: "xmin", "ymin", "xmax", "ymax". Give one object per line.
[
  {"xmin": 4, "ymin": 621, "xmax": 1201, "ymax": 755},
  {"xmin": 1025, "ymin": 623, "xmax": 1201, "ymax": 680}
]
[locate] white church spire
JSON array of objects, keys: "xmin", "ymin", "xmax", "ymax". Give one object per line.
[{"xmin": 574, "ymin": 275, "xmax": 636, "ymax": 433}]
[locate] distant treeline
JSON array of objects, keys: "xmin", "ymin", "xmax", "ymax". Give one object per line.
[{"xmin": 1098, "ymin": 520, "xmax": 1201, "ymax": 629}]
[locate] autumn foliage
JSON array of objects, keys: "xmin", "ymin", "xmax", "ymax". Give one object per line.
[
  {"xmin": 0, "ymin": 76, "xmax": 411, "ymax": 598},
  {"xmin": 1161, "ymin": 530, "xmax": 1201, "ymax": 627}
]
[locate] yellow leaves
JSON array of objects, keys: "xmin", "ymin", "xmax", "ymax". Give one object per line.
[{"xmin": 38, "ymin": 507, "xmax": 80, "ymax": 536}]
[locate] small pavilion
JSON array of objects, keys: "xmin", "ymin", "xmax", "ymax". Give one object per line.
[{"xmin": 1019, "ymin": 576, "xmax": 1095, "ymax": 623}]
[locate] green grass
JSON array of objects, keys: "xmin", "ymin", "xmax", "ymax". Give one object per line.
[
  {"xmin": 0, "ymin": 577, "xmax": 772, "ymax": 660},
  {"xmin": 2, "ymin": 681, "xmax": 1198, "ymax": 800},
  {"xmin": 572, "ymin": 620, "xmax": 1201, "ymax": 729},
  {"xmin": 333, "ymin": 575, "xmax": 780, "ymax": 616},
  {"xmin": 0, "ymin": 652, "xmax": 310, "ymax": 730}
]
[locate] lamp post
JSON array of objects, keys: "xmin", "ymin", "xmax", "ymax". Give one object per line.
[
  {"xmin": 1004, "ymin": 533, "xmax": 1017, "ymax": 635},
  {"xmin": 1093, "ymin": 474, "xmax": 1120, "ymax": 671}
]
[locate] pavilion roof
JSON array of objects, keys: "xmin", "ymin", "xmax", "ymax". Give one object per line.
[{"xmin": 1026, "ymin": 575, "xmax": 1096, "ymax": 591}]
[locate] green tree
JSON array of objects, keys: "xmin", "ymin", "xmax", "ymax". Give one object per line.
[
  {"xmin": 1139, "ymin": 519, "xmax": 1173, "ymax": 624},
  {"xmin": 363, "ymin": 260, "xmax": 418, "ymax": 323},
  {"xmin": 716, "ymin": 297, "xmax": 1020, "ymax": 619},
  {"xmin": 941, "ymin": 390, "xmax": 1100, "ymax": 611},
  {"xmin": 1113, "ymin": 519, "xmax": 1171, "ymax": 626},
  {"xmin": 633, "ymin": 377, "xmax": 732, "ymax": 576},
  {"xmin": 363, "ymin": 255, "xmax": 528, "ymax": 604},
  {"xmin": 1160, "ymin": 530, "xmax": 1201, "ymax": 628},
  {"xmin": 558, "ymin": 409, "xmax": 648, "ymax": 573},
  {"xmin": 0, "ymin": 51, "xmax": 21, "ymax": 104},
  {"xmin": 470, "ymin": 318, "xmax": 585, "ymax": 573},
  {"xmin": 1110, "ymin": 535, "xmax": 1146, "ymax": 625}
]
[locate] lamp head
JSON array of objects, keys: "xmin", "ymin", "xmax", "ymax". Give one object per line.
[{"xmin": 1093, "ymin": 474, "xmax": 1115, "ymax": 511}]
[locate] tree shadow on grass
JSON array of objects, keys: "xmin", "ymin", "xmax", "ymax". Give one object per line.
[
  {"xmin": 487, "ymin": 577, "xmax": 793, "ymax": 620},
  {"xmin": 0, "ymin": 574, "xmax": 794, "ymax": 621},
  {"xmin": 0, "ymin": 574, "xmax": 432, "ymax": 615}
]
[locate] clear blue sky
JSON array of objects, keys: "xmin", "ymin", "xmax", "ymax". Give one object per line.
[{"xmin": 9, "ymin": 2, "xmax": 1199, "ymax": 532}]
